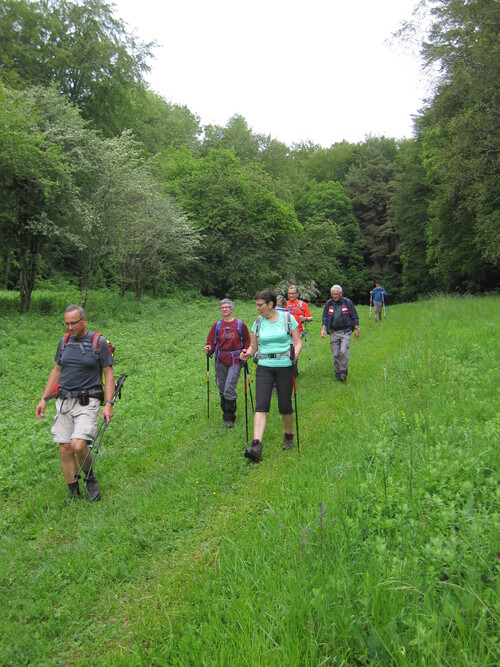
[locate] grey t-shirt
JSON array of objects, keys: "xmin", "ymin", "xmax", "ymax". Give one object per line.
[{"xmin": 55, "ymin": 331, "xmax": 114, "ymax": 391}]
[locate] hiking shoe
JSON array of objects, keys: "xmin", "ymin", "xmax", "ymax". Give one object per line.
[
  {"xmin": 244, "ymin": 440, "xmax": 262, "ymax": 462},
  {"xmin": 283, "ymin": 433, "xmax": 294, "ymax": 450},
  {"xmin": 224, "ymin": 420, "xmax": 235, "ymax": 429},
  {"xmin": 84, "ymin": 473, "xmax": 101, "ymax": 502},
  {"xmin": 67, "ymin": 481, "xmax": 81, "ymax": 502}
]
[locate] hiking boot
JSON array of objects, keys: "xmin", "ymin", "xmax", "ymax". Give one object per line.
[
  {"xmin": 223, "ymin": 399, "xmax": 237, "ymax": 427},
  {"xmin": 244, "ymin": 439, "xmax": 262, "ymax": 462},
  {"xmin": 283, "ymin": 433, "xmax": 294, "ymax": 450},
  {"xmin": 84, "ymin": 473, "xmax": 101, "ymax": 502},
  {"xmin": 67, "ymin": 481, "xmax": 81, "ymax": 501}
]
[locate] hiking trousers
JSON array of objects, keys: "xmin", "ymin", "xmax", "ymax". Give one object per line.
[
  {"xmin": 215, "ymin": 362, "xmax": 241, "ymax": 401},
  {"xmin": 329, "ymin": 330, "xmax": 352, "ymax": 379}
]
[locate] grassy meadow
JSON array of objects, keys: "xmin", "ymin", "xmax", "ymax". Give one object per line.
[{"xmin": 0, "ymin": 288, "xmax": 499, "ymax": 666}]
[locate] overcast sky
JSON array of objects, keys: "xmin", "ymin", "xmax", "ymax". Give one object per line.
[{"xmin": 111, "ymin": 0, "xmax": 429, "ymax": 147}]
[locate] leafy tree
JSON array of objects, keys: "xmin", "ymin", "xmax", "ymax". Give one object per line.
[
  {"xmin": 0, "ymin": 0, "xmax": 154, "ymax": 137},
  {"xmin": 98, "ymin": 135, "xmax": 199, "ymax": 299},
  {"xmin": 294, "ymin": 180, "xmax": 367, "ymax": 299},
  {"xmin": 166, "ymin": 149, "xmax": 302, "ymax": 297},
  {"xmin": 297, "ymin": 140, "xmax": 361, "ymax": 184},
  {"xmin": 415, "ymin": 0, "xmax": 500, "ymax": 291},
  {"xmin": 201, "ymin": 115, "xmax": 262, "ymax": 162},
  {"xmin": 127, "ymin": 90, "xmax": 202, "ymax": 155},
  {"xmin": 344, "ymin": 137, "xmax": 402, "ymax": 299},
  {"xmin": 0, "ymin": 85, "xmax": 75, "ymax": 311},
  {"xmin": 392, "ymin": 138, "xmax": 436, "ymax": 299}
]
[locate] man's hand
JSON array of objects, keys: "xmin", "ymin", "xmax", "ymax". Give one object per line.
[
  {"xmin": 320, "ymin": 326, "xmax": 326, "ymax": 339},
  {"xmin": 35, "ymin": 399, "xmax": 47, "ymax": 419},
  {"xmin": 102, "ymin": 402, "xmax": 114, "ymax": 425}
]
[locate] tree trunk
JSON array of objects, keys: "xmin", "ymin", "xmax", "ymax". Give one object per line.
[
  {"xmin": 19, "ymin": 240, "xmax": 38, "ymax": 313},
  {"xmin": 3, "ymin": 251, "xmax": 11, "ymax": 290}
]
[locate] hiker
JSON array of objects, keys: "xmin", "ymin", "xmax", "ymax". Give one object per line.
[
  {"xmin": 35, "ymin": 305, "xmax": 115, "ymax": 501},
  {"xmin": 276, "ymin": 295, "xmax": 288, "ymax": 311},
  {"xmin": 277, "ymin": 295, "xmax": 299, "ymax": 322},
  {"xmin": 286, "ymin": 284, "xmax": 312, "ymax": 374},
  {"xmin": 240, "ymin": 290, "xmax": 302, "ymax": 461},
  {"xmin": 370, "ymin": 281, "xmax": 387, "ymax": 323},
  {"xmin": 204, "ymin": 298, "xmax": 251, "ymax": 428},
  {"xmin": 286, "ymin": 284, "xmax": 312, "ymax": 335},
  {"xmin": 320, "ymin": 285, "xmax": 359, "ymax": 382}
]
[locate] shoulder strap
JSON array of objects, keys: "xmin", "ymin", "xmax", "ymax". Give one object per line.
[
  {"xmin": 255, "ymin": 316, "xmax": 262, "ymax": 354},
  {"xmin": 284, "ymin": 310, "xmax": 291, "ymax": 335},
  {"xmin": 57, "ymin": 333, "xmax": 70, "ymax": 364},
  {"xmin": 237, "ymin": 319, "xmax": 243, "ymax": 348},
  {"xmin": 214, "ymin": 320, "xmax": 222, "ymax": 350},
  {"xmin": 91, "ymin": 331, "xmax": 103, "ymax": 362}
]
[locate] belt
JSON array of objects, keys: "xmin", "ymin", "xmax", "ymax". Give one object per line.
[
  {"xmin": 58, "ymin": 387, "xmax": 103, "ymax": 399},
  {"xmin": 258, "ymin": 351, "xmax": 290, "ymax": 359}
]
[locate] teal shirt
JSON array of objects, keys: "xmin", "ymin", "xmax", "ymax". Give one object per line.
[{"xmin": 252, "ymin": 311, "xmax": 298, "ymax": 367}]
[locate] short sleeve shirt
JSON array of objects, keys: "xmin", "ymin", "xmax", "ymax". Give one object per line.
[
  {"xmin": 55, "ymin": 332, "xmax": 114, "ymax": 391},
  {"xmin": 252, "ymin": 311, "xmax": 298, "ymax": 368}
]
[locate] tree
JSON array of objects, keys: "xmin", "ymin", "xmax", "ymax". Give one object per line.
[
  {"xmin": 294, "ymin": 180, "xmax": 367, "ymax": 299},
  {"xmin": 127, "ymin": 90, "xmax": 202, "ymax": 154},
  {"xmin": 416, "ymin": 0, "xmax": 500, "ymax": 290},
  {"xmin": 201, "ymin": 115, "xmax": 262, "ymax": 162},
  {"xmin": 392, "ymin": 138, "xmax": 435, "ymax": 299},
  {"xmin": 166, "ymin": 149, "xmax": 302, "ymax": 297},
  {"xmin": 100, "ymin": 136, "xmax": 200, "ymax": 299},
  {"xmin": 0, "ymin": 0, "xmax": 154, "ymax": 137},
  {"xmin": 297, "ymin": 140, "xmax": 361, "ymax": 184},
  {"xmin": 344, "ymin": 137, "xmax": 402, "ymax": 299},
  {"xmin": 0, "ymin": 85, "xmax": 75, "ymax": 311}
]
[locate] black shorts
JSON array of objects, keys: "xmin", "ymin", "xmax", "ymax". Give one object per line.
[{"xmin": 255, "ymin": 364, "xmax": 293, "ymax": 414}]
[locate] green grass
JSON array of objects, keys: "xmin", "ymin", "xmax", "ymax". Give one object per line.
[{"xmin": 0, "ymin": 290, "xmax": 499, "ymax": 665}]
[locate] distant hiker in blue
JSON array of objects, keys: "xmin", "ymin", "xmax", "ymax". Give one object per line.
[
  {"xmin": 320, "ymin": 285, "xmax": 359, "ymax": 382},
  {"xmin": 370, "ymin": 281, "xmax": 387, "ymax": 323},
  {"xmin": 205, "ymin": 299, "xmax": 251, "ymax": 428}
]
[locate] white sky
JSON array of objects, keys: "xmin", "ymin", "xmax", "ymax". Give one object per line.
[{"xmin": 111, "ymin": 0, "xmax": 429, "ymax": 147}]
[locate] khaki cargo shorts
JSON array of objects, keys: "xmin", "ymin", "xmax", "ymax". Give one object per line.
[{"xmin": 51, "ymin": 397, "xmax": 101, "ymax": 443}]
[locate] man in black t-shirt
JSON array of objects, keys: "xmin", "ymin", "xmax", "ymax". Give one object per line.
[{"xmin": 36, "ymin": 305, "xmax": 115, "ymax": 501}]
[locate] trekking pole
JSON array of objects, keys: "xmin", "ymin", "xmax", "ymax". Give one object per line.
[
  {"xmin": 243, "ymin": 362, "xmax": 249, "ymax": 447},
  {"xmin": 292, "ymin": 365, "xmax": 300, "ymax": 455},
  {"xmin": 369, "ymin": 293, "xmax": 372, "ymax": 319},
  {"xmin": 76, "ymin": 374, "xmax": 127, "ymax": 483},
  {"xmin": 302, "ymin": 325, "xmax": 312, "ymax": 366},
  {"xmin": 382, "ymin": 293, "xmax": 386, "ymax": 318},
  {"xmin": 245, "ymin": 362, "xmax": 254, "ymax": 412},
  {"xmin": 251, "ymin": 361, "xmax": 256, "ymax": 384},
  {"xmin": 206, "ymin": 354, "xmax": 210, "ymax": 419}
]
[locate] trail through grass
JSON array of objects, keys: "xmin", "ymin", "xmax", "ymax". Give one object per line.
[{"xmin": 0, "ymin": 291, "xmax": 499, "ymax": 665}]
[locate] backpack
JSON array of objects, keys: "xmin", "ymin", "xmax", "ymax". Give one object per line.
[
  {"xmin": 254, "ymin": 311, "xmax": 292, "ymax": 362},
  {"xmin": 55, "ymin": 332, "xmax": 115, "ymax": 401},
  {"xmin": 214, "ymin": 319, "xmax": 244, "ymax": 369}
]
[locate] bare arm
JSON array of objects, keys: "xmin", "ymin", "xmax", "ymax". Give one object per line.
[
  {"xmin": 101, "ymin": 365, "xmax": 116, "ymax": 424},
  {"xmin": 239, "ymin": 333, "xmax": 258, "ymax": 361},
  {"xmin": 35, "ymin": 365, "xmax": 62, "ymax": 419},
  {"xmin": 291, "ymin": 327, "xmax": 302, "ymax": 361}
]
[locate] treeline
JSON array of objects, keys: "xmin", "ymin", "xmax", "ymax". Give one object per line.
[{"xmin": 1, "ymin": 0, "xmax": 498, "ymax": 311}]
